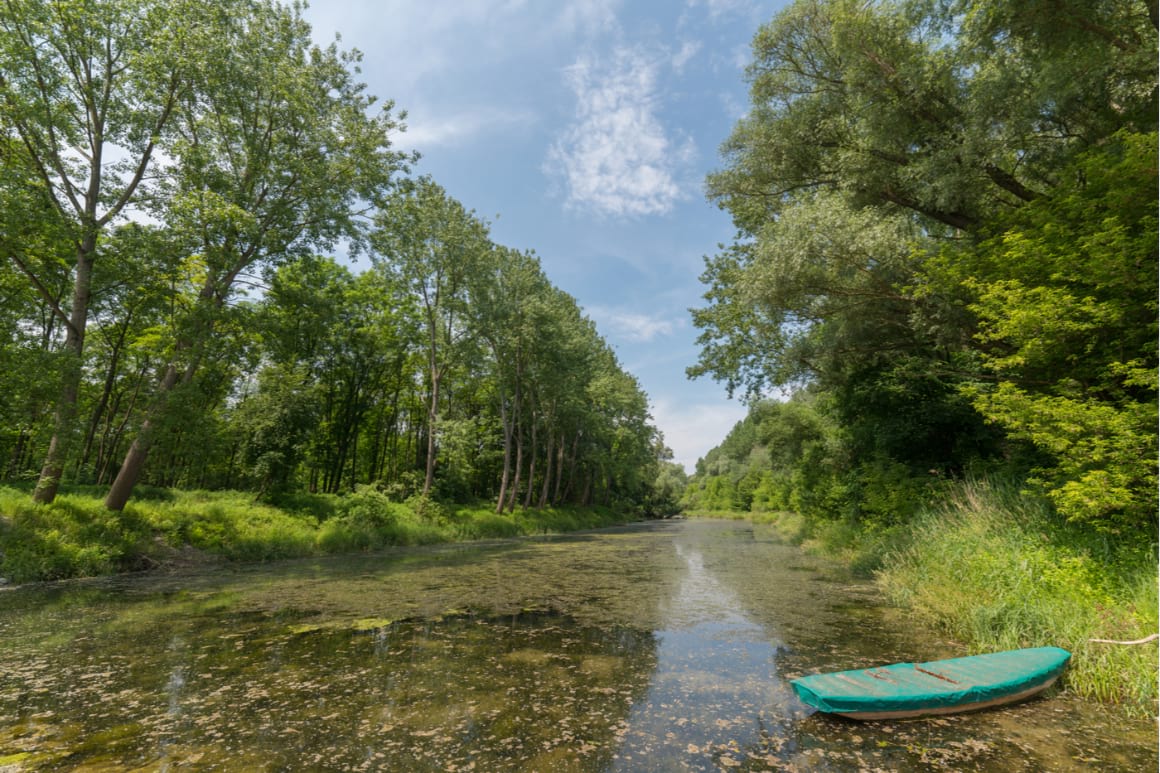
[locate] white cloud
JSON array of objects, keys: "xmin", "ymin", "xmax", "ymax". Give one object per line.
[
  {"xmin": 401, "ymin": 106, "xmax": 538, "ymax": 151},
  {"xmin": 308, "ymin": 1, "xmax": 622, "ymax": 93},
  {"xmin": 671, "ymin": 40, "xmax": 702, "ymax": 73},
  {"xmin": 545, "ymin": 46, "xmax": 694, "ymax": 218},
  {"xmin": 553, "ymin": 0, "xmax": 620, "ymax": 36},
  {"xmin": 685, "ymin": 0, "xmax": 765, "ymax": 21},
  {"xmin": 587, "ymin": 306, "xmax": 678, "ymax": 342},
  {"xmin": 651, "ymin": 398, "xmax": 750, "ymax": 473}
]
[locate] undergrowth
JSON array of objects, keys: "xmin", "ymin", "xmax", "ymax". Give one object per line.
[
  {"xmin": 876, "ymin": 479, "xmax": 1157, "ymax": 716},
  {"xmin": 0, "ymin": 484, "xmax": 631, "ymax": 584}
]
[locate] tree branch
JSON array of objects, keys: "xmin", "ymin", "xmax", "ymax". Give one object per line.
[{"xmin": 6, "ymin": 252, "xmax": 75, "ymax": 334}]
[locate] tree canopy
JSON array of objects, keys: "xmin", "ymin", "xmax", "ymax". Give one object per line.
[
  {"xmin": 0, "ymin": 0, "xmax": 671, "ymax": 516},
  {"xmin": 689, "ymin": 0, "xmax": 1157, "ymax": 535}
]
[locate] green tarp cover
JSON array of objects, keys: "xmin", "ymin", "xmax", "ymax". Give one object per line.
[{"xmin": 791, "ymin": 647, "xmax": 1071, "ymax": 714}]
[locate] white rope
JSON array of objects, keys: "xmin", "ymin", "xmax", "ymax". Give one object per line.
[{"xmin": 1087, "ymin": 633, "xmax": 1160, "ymax": 645}]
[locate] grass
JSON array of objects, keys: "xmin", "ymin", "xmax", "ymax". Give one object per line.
[
  {"xmin": 0, "ymin": 484, "xmax": 633, "ymax": 585},
  {"xmin": 688, "ymin": 480, "xmax": 1158, "ymax": 717},
  {"xmin": 876, "ymin": 479, "xmax": 1157, "ymax": 716}
]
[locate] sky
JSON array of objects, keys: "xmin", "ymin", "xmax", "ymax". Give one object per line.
[{"xmin": 303, "ymin": 0, "xmax": 789, "ymax": 473}]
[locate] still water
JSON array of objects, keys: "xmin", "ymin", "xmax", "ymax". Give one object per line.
[{"xmin": 0, "ymin": 520, "xmax": 1154, "ymax": 771}]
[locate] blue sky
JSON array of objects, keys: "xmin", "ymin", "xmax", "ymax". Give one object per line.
[{"xmin": 304, "ymin": 1, "xmax": 788, "ymax": 472}]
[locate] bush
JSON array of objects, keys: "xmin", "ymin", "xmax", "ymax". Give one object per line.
[{"xmin": 451, "ymin": 508, "xmax": 522, "ymax": 540}]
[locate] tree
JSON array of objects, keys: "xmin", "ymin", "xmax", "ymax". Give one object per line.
[
  {"xmin": 102, "ymin": 0, "xmax": 407, "ymax": 510},
  {"xmin": 707, "ymin": 0, "xmax": 1156, "ymax": 235},
  {"xmin": 372, "ymin": 178, "xmax": 490, "ymax": 496},
  {"xmin": 0, "ymin": 0, "xmax": 200, "ymax": 502},
  {"xmin": 691, "ymin": 0, "xmax": 1156, "ymax": 528},
  {"xmin": 951, "ymin": 133, "xmax": 1158, "ymax": 533},
  {"xmin": 466, "ymin": 246, "xmax": 552, "ymax": 511},
  {"xmin": 232, "ymin": 363, "xmax": 318, "ymax": 498}
]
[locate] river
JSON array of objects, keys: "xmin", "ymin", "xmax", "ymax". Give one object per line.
[{"xmin": 0, "ymin": 519, "xmax": 1154, "ymax": 771}]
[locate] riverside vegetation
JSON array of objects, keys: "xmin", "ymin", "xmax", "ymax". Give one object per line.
[
  {"xmin": 684, "ymin": 478, "xmax": 1156, "ymax": 717},
  {"xmin": 679, "ymin": 0, "xmax": 1157, "ymax": 718},
  {"xmin": 0, "ymin": 483, "xmax": 630, "ymax": 584},
  {"xmin": 0, "ymin": 0, "xmax": 681, "ymax": 578}
]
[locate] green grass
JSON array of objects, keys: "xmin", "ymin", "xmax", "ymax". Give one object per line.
[
  {"xmin": 686, "ymin": 481, "xmax": 1158, "ymax": 717},
  {"xmin": 876, "ymin": 479, "xmax": 1158, "ymax": 716},
  {"xmin": 0, "ymin": 484, "xmax": 635, "ymax": 584}
]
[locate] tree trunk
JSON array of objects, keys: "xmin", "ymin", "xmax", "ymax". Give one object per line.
[
  {"xmin": 495, "ymin": 389, "xmax": 513, "ymax": 514},
  {"xmin": 79, "ymin": 314, "xmax": 131, "ymax": 478},
  {"xmin": 423, "ymin": 370, "xmax": 440, "ymax": 496},
  {"xmin": 562, "ymin": 431, "xmax": 581, "ymax": 502},
  {"xmin": 33, "ymin": 238, "xmax": 96, "ymax": 504},
  {"xmin": 523, "ymin": 417, "xmax": 538, "ymax": 509},
  {"xmin": 103, "ymin": 362, "xmax": 185, "ymax": 511},
  {"xmin": 552, "ymin": 431, "xmax": 566, "ymax": 504},
  {"xmin": 96, "ymin": 363, "xmax": 148, "ymax": 485},
  {"xmin": 537, "ymin": 429, "xmax": 554, "ymax": 509},
  {"xmin": 348, "ymin": 411, "xmax": 360, "ymax": 492},
  {"xmin": 506, "ymin": 413, "xmax": 523, "ymax": 513}
]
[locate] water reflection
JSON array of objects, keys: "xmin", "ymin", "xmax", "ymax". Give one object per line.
[
  {"xmin": 611, "ymin": 539, "xmax": 806, "ymax": 771},
  {"xmin": 0, "ymin": 520, "xmax": 1154, "ymax": 771}
]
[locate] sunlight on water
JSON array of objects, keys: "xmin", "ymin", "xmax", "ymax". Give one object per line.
[{"xmin": 610, "ymin": 539, "xmax": 808, "ymax": 771}]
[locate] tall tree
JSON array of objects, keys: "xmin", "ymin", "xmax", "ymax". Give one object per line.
[
  {"xmin": 466, "ymin": 246, "xmax": 550, "ymax": 512},
  {"xmin": 102, "ymin": 0, "xmax": 407, "ymax": 510},
  {"xmin": 371, "ymin": 178, "xmax": 490, "ymax": 496},
  {"xmin": 0, "ymin": 0, "xmax": 198, "ymax": 502},
  {"xmin": 707, "ymin": 0, "xmax": 1155, "ymax": 235},
  {"xmin": 692, "ymin": 0, "xmax": 1156, "ymax": 527}
]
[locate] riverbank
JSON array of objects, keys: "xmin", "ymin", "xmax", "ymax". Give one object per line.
[
  {"xmin": 0, "ymin": 484, "xmax": 632, "ymax": 585},
  {"xmin": 687, "ymin": 479, "xmax": 1158, "ymax": 718}
]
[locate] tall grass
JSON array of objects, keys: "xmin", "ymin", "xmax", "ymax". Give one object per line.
[
  {"xmin": 877, "ymin": 479, "xmax": 1158, "ymax": 716},
  {"xmin": 0, "ymin": 485, "xmax": 635, "ymax": 584}
]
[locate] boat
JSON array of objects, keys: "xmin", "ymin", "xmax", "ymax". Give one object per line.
[{"xmin": 790, "ymin": 646, "xmax": 1071, "ymax": 720}]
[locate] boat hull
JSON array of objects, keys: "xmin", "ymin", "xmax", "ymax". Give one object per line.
[{"xmin": 791, "ymin": 647, "xmax": 1071, "ymax": 721}]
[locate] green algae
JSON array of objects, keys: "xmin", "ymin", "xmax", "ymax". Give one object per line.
[{"xmin": 0, "ymin": 520, "xmax": 1155, "ymax": 772}]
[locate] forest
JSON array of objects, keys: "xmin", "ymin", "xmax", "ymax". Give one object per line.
[
  {"xmin": 681, "ymin": 0, "xmax": 1157, "ymax": 709},
  {"xmin": 0, "ymin": 0, "xmax": 677, "ymax": 578},
  {"xmin": 685, "ymin": 0, "xmax": 1156, "ymax": 539}
]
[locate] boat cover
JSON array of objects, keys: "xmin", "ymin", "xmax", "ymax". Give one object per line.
[{"xmin": 791, "ymin": 646, "xmax": 1071, "ymax": 715}]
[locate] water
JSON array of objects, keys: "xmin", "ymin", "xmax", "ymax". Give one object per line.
[{"xmin": 0, "ymin": 520, "xmax": 1154, "ymax": 771}]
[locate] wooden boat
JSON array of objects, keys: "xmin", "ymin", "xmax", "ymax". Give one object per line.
[{"xmin": 790, "ymin": 646, "xmax": 1071, "ymax": 720}]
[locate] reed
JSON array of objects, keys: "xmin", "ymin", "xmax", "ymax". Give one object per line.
[{"xmin": 877, "ymin": 478, "xmax": 1158, "ymax": 716}]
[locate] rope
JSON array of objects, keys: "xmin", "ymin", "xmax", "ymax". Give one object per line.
[{"xmin": 1087, "ymin": 633, "xmax": 1160, "ymax": 645}]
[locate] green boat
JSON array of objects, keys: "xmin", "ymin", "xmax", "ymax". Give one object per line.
[{"xmin": 791, "ymin": 646, "xmax": 1071, "ymax": 720}]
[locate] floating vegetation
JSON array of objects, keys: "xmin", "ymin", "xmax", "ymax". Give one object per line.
[{"xmin": 0, "ymin": 521, "xmax": 1154, "ymax": 771}]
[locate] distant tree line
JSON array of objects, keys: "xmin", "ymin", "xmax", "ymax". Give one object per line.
[
  {"xmin": 0, "ymin": 0, "xmax": 671, "ymax": 513},
  {"xmin": 685, "ymin": 0, "xmax": 1157, "ymax": 536}
]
